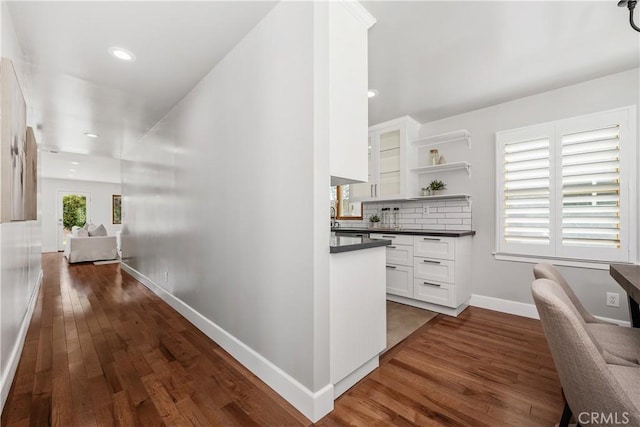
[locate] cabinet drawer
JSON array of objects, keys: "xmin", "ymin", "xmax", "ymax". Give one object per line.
[
  {"xmin": 371, "ymin": 233, "xmax": 413, "ymax": 246},
  {"xmin": 414, "ymin": 257, "xmax": 455, "ymax": 284},
  {"xmin": 413, "ymin": 236, "xmax": 455, "ymax": 260},
  {"xmin": 385, "ymin": 244, "xmax": 413, "ymax": 267},
  {"xmin": 385, "ymin": 265, "xmax": 413, "ymax": 298},
  {"xmin": 413, "ymin": 279, "xmax": 455, "ymax": 307}
]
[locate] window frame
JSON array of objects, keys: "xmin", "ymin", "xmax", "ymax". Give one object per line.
[
  {"xmin": 335, "ymin": 185, "xmax": 363, "ymax": 220},
  {"xmin": 495, "ymin": 106, "xmax": 637, "ymax": 264}
]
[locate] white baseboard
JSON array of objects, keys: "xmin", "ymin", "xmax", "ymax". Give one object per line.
[
  {"xmin": 120, "ymin": 262, "xmax": 333, "ymax": 422},
  {"xmin": 470, "ymin": 294, "xmax": 632, "ymax": 327},
  {"xmin": 333, "ymin": 355, "xmax": 378, "ymax": 399},
  {"xmin": 1, "ymin": 270, "xmax": 43, "ymax": 413},
  {"xmin": 594, "ymin": 315, "xmax": 631, "ymax": 327},
  {"xmin": 470, "ymin": 294, "xmax": 540, "ymax": 320}
]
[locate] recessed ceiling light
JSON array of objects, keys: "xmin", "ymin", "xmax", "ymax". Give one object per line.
[
  {"xmin": 71, "ymin": 161, "xmax": 79, "ymax": 165},
  {"xmin": 108, "ymin": 46, "xmax": 136, "ymax": 62},
  {"xmin": 84, "ymin": 132, "xmax": 99, "ymax": 138},
  {"xmin": 69, "ymin": 169, "xmax": 76, "ymax": 172},
  {"xmin": 368, "ymin": 89, "xmax": 379, "ymax": 98}
]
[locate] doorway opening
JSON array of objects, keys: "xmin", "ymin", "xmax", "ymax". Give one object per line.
[{"xmin": 57, "ymin": 191, "xmax": 91, "ymax": 251}]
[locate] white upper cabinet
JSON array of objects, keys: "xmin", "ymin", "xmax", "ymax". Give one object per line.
[
  {"xmin": 351, "ymin": 116, "xmax": 420, "ymax": 201},
  {"xmin": 328, "ymin": 2, "xmax": 376, "ymax": 186}
]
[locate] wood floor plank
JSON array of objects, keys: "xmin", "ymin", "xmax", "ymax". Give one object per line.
[{"xmin": 2, "ymin": 253, "xmax": 564, "ymax": 427}]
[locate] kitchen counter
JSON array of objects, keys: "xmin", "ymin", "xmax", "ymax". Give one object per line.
[
  {"xmin": 330, "ymin": 235, "xmax": 392, "ymax": 254},
  {"xmin": 332, "ymin": 227, "xmax": 476, "ymax": 237}
]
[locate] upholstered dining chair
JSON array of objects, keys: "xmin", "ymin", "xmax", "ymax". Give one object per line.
[
  {"xmin": 533, "ymin": 263, "xmax": 613, "ymax": 325},
  {"xmin": 534, "ymin": 263, "xmax": 640, "ymax": 365},
  {"xmin": 532, "ymin": 279, "xmax": 640, "ymax": 427}
]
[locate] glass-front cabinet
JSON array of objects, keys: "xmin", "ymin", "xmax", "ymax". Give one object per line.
[{"xmin": 351, "ymin": 117, "xmax": 419, "ymax": 202}]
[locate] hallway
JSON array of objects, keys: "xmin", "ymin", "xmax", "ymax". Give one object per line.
[{"xmin": 1, "ymin": 254, "xmax": 309, "ymax": 426}]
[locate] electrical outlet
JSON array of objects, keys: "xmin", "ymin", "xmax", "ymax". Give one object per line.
[
  {"xmin": 164, "ymin": 271, "xmax": 169, "ymax": 283},
  {"xmin": 423, "ymin": 205, "xmax": 430, "ymax": 215},
  {"xmin": 606, "ymin": 292, "xmax": 620, "ymax": 307}
]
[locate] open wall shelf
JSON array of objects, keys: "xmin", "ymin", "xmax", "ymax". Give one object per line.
[
  {"xmin": 410, "ymin": 193, "xmax": 471, "ymax": 201},
  {"xmin": 411, "ymin": 129, "xmax": 471, "ymax": 148},
  {"xmin": 410, "ymin": 161, "xmax": 471, "ymax": 176}
]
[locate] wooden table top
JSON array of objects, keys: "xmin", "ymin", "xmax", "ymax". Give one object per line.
[{"xmin": 610, "ymin": 264, "xmax": 640, "ymax": 303}]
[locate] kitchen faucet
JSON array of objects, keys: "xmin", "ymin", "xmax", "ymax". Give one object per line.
[{"xmin": 330, "ymin": 206, "xmax": 339, "ymax": 228}]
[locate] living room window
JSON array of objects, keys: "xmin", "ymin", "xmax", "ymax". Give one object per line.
[{"xmin": 495, "ymin": 106, "xmax": 637, "ymax": 264}]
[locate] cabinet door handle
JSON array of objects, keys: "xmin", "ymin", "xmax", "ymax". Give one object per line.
[
  {"xmin": 423, "ymin": 282, "xmax": 441, "ymax": 287},
  {"xmin": 375, "ymin": 184, "xmax": 378, "ymax": 197},
  {"xmin": 382, "ymin": 235, "xmax": 395, "ymax": 239},
  {"xmin": 354, "ymin": 234, "xmax": 365, "ymax": 237},
  {"xmin": 422, "ymin": 259, "xmax": 441, "ymax": 264},
  {"xmin": 370, "ymin": 185, "xmax": 374, "ymax": 197},
  {"xmin": 386, "ymin": 265, "xmax": 397, "ymax": 269},
  {"xmin": 423, "ymin": 237, "xmax": 441, "ymax": 241},
  {"xmin": 387, "ymin": 245, "xmax": 396, "ymax": 249}
]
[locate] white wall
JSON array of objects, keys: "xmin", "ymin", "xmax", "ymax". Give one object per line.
[
  {"xmin": 41, "ymin": 178, "xmax": 122, "ymax": 252},
  {"xmin": 417, "ymin": 68, "xmax": 639, "ymax": 322},
  {"xmin": 121, "ymin": 2, "xmax": 331, "ymax": 419},
  {"xmin": 0, "ymin": 2, "xmax": 43, "ymax": 413}
]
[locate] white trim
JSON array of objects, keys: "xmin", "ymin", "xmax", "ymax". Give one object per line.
[
  {"xmin": 1, "ymin": 270, "xmax": 43, "ymax": 413},
  {"xmin": 335, "ymin": 0, "xmax": 376, "ymax": 29},
  {"xmin": 386, "ymin": 294, "xmax": 470, "ymax": 317},
  {"xmin": 493, "ymin": 252, "xmax": 613, "ymax": 270},
  {"xmin": 120, "ymin": 262, "xmax": 334, "ymax": 422},
  {"xmin": 333, "ymin": 355, "xmax": 378, "ymax": 398},
  {"xmin": 470, "ymin": 294, "xmax": 631, "ymax": 327},
  {"xmin": 470, "ymin": 294, "xmax": 540, "ymax": 320},
  {"xmin": 593, "ymin": 316, "xmax": 631, "ymax": 327},
  {"xmin": 369, "ymin": 115, "xmax": 420, "ymax": 132}
]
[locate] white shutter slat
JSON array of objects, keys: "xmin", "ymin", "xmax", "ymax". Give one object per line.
[
  {"xmin": 503, "ymin": 136, "xmax": 551, "ymax": 245},
  {"xmin": 561, "ymin": 125, "xmax": 621, "ymax": 249}
]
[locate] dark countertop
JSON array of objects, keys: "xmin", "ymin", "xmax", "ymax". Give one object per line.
[
  {"xmin": 330, "ymin": 235, "xmax": 392, "ymax": 254},
  {"xmin": 332, "ymin": 227, "xmax": 476, "ymax": 237}
]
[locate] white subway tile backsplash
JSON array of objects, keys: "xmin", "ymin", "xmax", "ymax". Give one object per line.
[
  {"xmin": 444, "ymin": 213, "xmax": 472, "ymax": 219},
  {"xmin": 422, "ymin": 224, "xmax": 446, "ymax": 230},
  {"xmin": 401, "ymin": 213, "xmax": 423, "ymax": 219},
  {"xmin": 355, "ymin": 197, "xmax": 473, "ymax": 232},
  {"xmin": 399, "ymin": 208, "xmax": 418, "ymax": 214},
  {"xmin": 401, "ymin": 202, "xmax": 421, "ymax": 209},
  {"xmin": 438, "ymin": 218, "xmax": 463, "ymax": 225},
  {"xmin": 444, "ymin": 200, "xmax": 469, "ymax": 207},
  {"xmin": 415, "ymin": 218, "xmax": 438, "ymax": 224},
  {"xmin": 399, "ymin": 218, "xmax": 416, "ymax": 224},
  {"xmin": 437, "ymin": 207, "xmax": 463, "ymax": 213}
]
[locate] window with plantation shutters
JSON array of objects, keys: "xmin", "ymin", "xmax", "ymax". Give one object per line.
[
  {"xmin": 503, "ymin": 136, "xmax": 551, "ymax": 247},
  {"xmin": 496, "ymin": 106, "xmax": 636, "ymax": 264},
  {"xmin": 561, "ymin": 126, "xmax": 620, "ymax": 250}
]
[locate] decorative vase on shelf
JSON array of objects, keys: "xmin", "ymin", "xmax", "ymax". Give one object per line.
[
  {"xmin": 431, "ymin": 190, "xmax": 442, "ymax": 196},
  {"xmin": 420, "ymin": 188, "xmax": 430, "ymax": 197}
]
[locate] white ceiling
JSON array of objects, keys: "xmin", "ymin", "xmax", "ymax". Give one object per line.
[
  {"xmin": 40, "ymin": 152, "xmax": 121, "ymax": 184},
  {"xmin": 7, "ymin": 1, "xmax": 640, "ymax": 163},
  {"xmin": 7, "ymin": 1, "xmax": 277, "ymax": 158},
  {"xmin": 364, "ymin": 1, "xmax": 640, "ymax": 124}
]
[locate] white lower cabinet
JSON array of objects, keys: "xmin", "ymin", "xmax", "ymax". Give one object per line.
[
  {"xmin": 381, "ymin": 233, "xmax": 473, "ymax": 316},
  {"xmin": 414, "ymin": 257, "xmax": 455, "ymax": 284},
  {"xmin": 413, "ymin": 279, "xmax": 455, "ymax": 307},
  {"xmin": 385, "ymin": 264, "xmax": 413, "ymax": 298},
  {"xmin": 386, "ymin": 244, "xmax": 414, "ymax": 266}
]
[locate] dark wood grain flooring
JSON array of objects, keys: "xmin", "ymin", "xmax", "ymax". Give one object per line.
[{"xmin": 2, "ymin": 253, "xmax": 563, "ymax": 426}]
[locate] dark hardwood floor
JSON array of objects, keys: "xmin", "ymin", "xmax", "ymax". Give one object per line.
[{"xmin": 2, "ymin": 253, "xmax": 563, "ymax": 426}]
